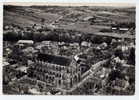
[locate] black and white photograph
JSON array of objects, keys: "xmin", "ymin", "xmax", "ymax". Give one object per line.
[{"xmin": 3, "ymin": 3, "xmax": 135, "ymax": 95}]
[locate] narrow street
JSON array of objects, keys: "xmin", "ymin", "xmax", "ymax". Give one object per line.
[{"xmin": 57, "ymin": 59, "xmax": 108, "ymax": 93}]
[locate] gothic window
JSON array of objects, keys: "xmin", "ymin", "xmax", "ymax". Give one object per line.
[
  {"xmin": 58, "ymin": 80, "xmax": 61, "ymax": 85},
  {"xmin": 56, "ymin": 73, "xmax": 59, "ymax": 77},
  {"xmin": 73, "ymin": 75, "xmax": 78, "ymax": 83},
  {"xmin": 59, "ymin": 67, "xmax": 61, "ymax": 71},
  {"xmin": 59, "ymin": 74, "xmax": 61, "ymax": 78},
  {"xmin": 46, "ymin": 75, "xmax": 48, "ymax": 79}
]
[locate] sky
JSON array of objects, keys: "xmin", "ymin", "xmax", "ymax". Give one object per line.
[{"xmin": 4, "ymin": 2, "xmax": 135, "ymax": 7}]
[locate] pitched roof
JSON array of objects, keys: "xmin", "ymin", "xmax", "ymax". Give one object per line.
[
  {"xmin": 18, "ymin": 40, "xmax": 34, "ymax": 44},
  {"xmin": 37, "ymin": 53, "xmax": 71, "ymax": 66}
]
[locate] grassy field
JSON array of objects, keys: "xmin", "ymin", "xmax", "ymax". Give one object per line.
[
  {"xmin": 4, "ymin": 5, "xmax": 135, "ymax": 37},
  {"xmin": 4, "ymin": 6, "xmax": 61, "ymax": 27}
]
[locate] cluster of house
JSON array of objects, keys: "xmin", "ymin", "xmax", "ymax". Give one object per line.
[
  {"xmin": 6, "ymin": 39, "xmax": 92, "ymax": 90},
  {"xmin": 3, "ymin": 24, "xmax": 135, "ymax": 92}
]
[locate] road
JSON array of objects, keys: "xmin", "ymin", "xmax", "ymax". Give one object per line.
[
  {"xmin": 57, "ymin": 59, "xmax": 108, "ymax": 93},
  {"xmin": 48, "ymin": 11, "xmax": 74, "ymax": 28}
]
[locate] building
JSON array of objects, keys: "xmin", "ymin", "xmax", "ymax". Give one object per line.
[
  {"xmin": 111, "ymin": 23, "xmax": 132, "ymax": 33},
  {"xmin": 27, "ymin": 53, "xmax": 84, "ymax": 90},
  {"xmin": 17, "ymin": 40, "xmax": 34, "ymax": 45}
]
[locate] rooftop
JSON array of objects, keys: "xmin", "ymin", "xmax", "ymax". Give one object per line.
[
  {"xmin": 17, "ymin": 40, "xmax": 34, "ymax": 44},
  {"xmin": 37, "ymin": 53, "xmax": 71, "ymax": 66}
]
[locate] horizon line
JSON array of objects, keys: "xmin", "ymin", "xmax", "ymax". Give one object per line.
[{"xmin": 4, "ymin": 2, "xmax": 135, "ymax": 7}]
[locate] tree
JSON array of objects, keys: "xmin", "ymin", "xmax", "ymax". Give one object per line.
[
  {"xmin": 128, "ymin": 47, "xmax": 135, "ymax": 65},
  {"xmin": 114, "ymin": 49, "xmax": 124, "ymax": 60}
]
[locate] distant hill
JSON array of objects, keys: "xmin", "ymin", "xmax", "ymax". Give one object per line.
[{"xmin": 3, "ymin": 5, "xmax": 61, "ymax": 27}]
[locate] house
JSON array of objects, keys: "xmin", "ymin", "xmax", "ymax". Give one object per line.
[
  {"xmin": 81, "ymin": 41, "xmax": 91, "ymax": 47},
  {"xmin": 17, "ymin": 40, "xmax": 34, "ymax": 45},
  {"xmin": 16, "ymin": 66, "xmax": 28, "ymax": 73}
]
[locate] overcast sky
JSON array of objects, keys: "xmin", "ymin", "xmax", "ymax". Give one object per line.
[{"xmin": 4, "ymin": 2, "xmax": 135, "ymax": 7}]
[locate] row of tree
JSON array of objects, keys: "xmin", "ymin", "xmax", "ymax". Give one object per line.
[{"xmin": 4, "ymin": 28, "xmax": 114, "ymax": 45}]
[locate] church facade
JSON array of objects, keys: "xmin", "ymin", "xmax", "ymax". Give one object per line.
[{"xmin": 27, "ymin": 53, "xmax": 82, "ymax": 90}]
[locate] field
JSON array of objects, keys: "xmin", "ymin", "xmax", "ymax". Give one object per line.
[{"xmin": 4, "ymin": 5, "xmax": 135, "ymax": 34}]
